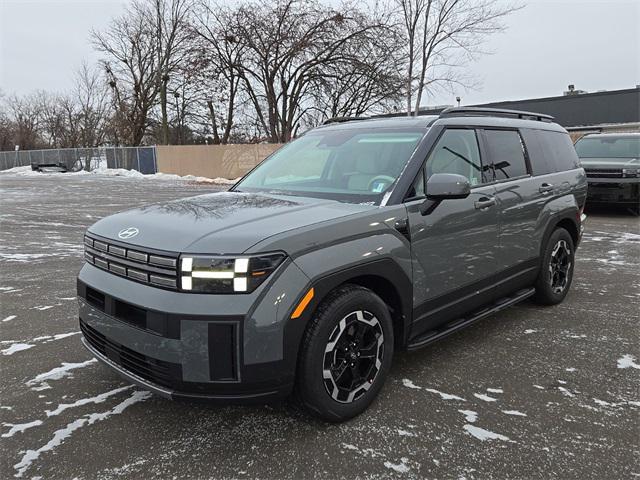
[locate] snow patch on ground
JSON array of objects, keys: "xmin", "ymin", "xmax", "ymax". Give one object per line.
[
  {"xmin": 13, "ymin": 390, "xmax": 151, "ymax": 478},
  {"xmin": 502, "ymin": 410, "xmax": 527, "ymax": 417},
  {"xmin": 463, "ymin": 424, "xmax": 511, "ymax": 442},
  {"xmin": 473, "ymin": 393, "xmax": 498, "ymax": 402},
  {"xmin": 46, "ymin": 386, "xmax": 133, "ymax": 417},
  {"xmin": 397, "ymin": 429, "xmax": 416, "ymax": 437},
  {"xmin": 617, "ymin": 354, "xmax": 640, "ymax": 369},
  {"xmin": 486, "ymin": 388, "xmax": 503, "ymax": 394},
  {"xmin": 1, "ymin": 343, "xmax": 35, "ymax": 356},
  {"xmin": 426, "ymin": 388, "xmax": 466, "ymax": 401},
  {"xmin": 558, "ymin": 386, "xmax": 575, "ymax": 398},
  {"xmin": 2, "ymin": 420, "xmax": 43, "ymax": 438},
  {"xmin": 2, "ymin": 315, "xmax": 17, "ymax": 323},
  {"xmin": 26, "ymin": 359, "xmax": 97, "ymax": 389},
  {"xmin": 402, "ymin": 378, "xmax": 421, "ymax": 389},
  {"xmin": 31, "ymin": 305, "xmax": 57, "ymax": 311},
  {"xmin": 32, "ymin": 332, "xmax": 80, "ymax": 343},
  {"xmin": 384, "ymin": 458, "xmax": 411, "ymax": 473},
  {"xmin": 340, "ymin": 443, "xmax": 384, "ymax": 459},
  {"xmin": 524, "ymin": 329, "xmax": 537, "ymax": 334},
  {"xmin": 458, "ymin": 410, "xmax": 478, "ymax": 422},
  {"xmin": 2, "ymin": 332, "xmax": 80, "ymax": 355}
]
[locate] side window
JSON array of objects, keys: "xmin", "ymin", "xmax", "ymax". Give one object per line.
[
  {"xmin": 426, "ymin": 129, "xmax": 485, "ymax": 186},
  {"xmin": 483, "ymin": 129, "xmax": 528, "ymax": 180},
  {"xmin": 520, "ymin": 128, "xmax": 553, "ymax": 175},
  {"xmin": 521, "ymin": 129, "xmax": 580, "ymax": 175},
  {"xmin": 540, "ymin": 131, "xmax": 580, "ymax": 171}
]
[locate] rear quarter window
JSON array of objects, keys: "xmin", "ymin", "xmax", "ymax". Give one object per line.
[{"xmin": 522, "ymin": 129, "xmax": 580, "ymax": 174}]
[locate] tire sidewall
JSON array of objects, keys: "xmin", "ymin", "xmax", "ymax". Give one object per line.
[
  {"xmin": 538, "ymin": 228, "xmax": 575, "ymax": 303},
  {"xmin": 299, "ymin": 287, "xmax": 394, "ymax": 422}
]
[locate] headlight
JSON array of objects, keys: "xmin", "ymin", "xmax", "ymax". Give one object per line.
[
  {"xmin": 179, "ymin": 253, "xmax": 286, "ymax": 293},
  {"xmin": 622, "ymin": 168, "xmax": 640, "ymax": 178}
]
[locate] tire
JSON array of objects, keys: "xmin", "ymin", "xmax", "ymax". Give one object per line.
[
  {"xmin": 296, "ymin": 284, "xmax": 394, "ymax": 422},
  {"xmin": 533, "ymin": 228, "xmax": 575, "ymax": 305}
]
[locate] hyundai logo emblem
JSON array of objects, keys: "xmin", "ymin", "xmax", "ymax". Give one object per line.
[{"xmin": 118, "ymin": 227, "xmax": 139, "ymax": 239}]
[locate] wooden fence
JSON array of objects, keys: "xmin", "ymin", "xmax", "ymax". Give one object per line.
[{"xmin": 156, "ymin": 144, "xmax": 283, "ymax": 179}]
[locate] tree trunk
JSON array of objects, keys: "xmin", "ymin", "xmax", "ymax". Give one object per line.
[
  {"xmin": 206, "ymin": 100, "xmax": 221, "ymax": 145},
  {"xmin": 160, "ymin": 77, "xmax": 169, "ymax": 144}
]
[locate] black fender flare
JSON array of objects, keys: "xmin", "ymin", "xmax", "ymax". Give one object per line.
[
  {"xmin": 539, "ymin": 210, "xmax": 580, "ymax": 261},
  {"xmin": 282, "ymin": 258, "xmax": 413, "ymax": 373}
]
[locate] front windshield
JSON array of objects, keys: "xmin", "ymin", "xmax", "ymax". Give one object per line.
[
  {"xmin": 575, "ymin": 136, "xmax": 640, "ymax": 159},
  {"xmin": 234, "ymin": 127, "xmax": 426, "ymax": 204}
]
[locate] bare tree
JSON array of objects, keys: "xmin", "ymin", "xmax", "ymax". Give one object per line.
[
  {"xmin": 154, "ymin": 0, "xmax": 193, "ymax": 145},
  {"xmin": 74, "ymin": 62, "xmax": 110, "ymax": 148},
  {"xmin": 395, "ymin": 0, "xmax": 519, "ymax": 115},
  {"xmin": 308, "ymin": 27, "xmax": 405, "ymax": 122},
  {"xmin": 192, "ymin": 1, "xmax": 246, "ymax": 144},
  {"xmin": 6, "ymin": 93, "xmax": 43, "ymax": 150},
  {"xmin": 232, "ymin": 0, "xmax": 389, "ymax": 142},
  {"xmin": 92, "ymin": 2, "xmax": 160, "ymax": 145}
]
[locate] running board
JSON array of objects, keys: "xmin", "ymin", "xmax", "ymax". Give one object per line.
[{"xmin": 407, "ymin": 287, "xmax": 535, "ymax": 351}]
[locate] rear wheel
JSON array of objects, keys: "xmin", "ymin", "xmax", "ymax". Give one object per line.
[
  {"xmin": 533, "ymin": 228, "xmax": 575, "ymax": 305},
  {"xmin": 296, "ymin": 285, "xmax": 394, "ymax": 422}
]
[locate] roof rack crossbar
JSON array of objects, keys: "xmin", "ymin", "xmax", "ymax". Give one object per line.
[{"xmin": 440, "ymin": 107, "xmax": 554, "ymax": 122}]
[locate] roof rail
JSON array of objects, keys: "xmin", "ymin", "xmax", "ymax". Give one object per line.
[
  {"xmin": 322, "ymin": 116, "xmax": 368, "ymax": 125},
  {"xmin": 440, "ymin": 107, "xmax": 554, "ymax": 122}
]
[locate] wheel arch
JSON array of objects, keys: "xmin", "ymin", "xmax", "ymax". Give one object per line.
[
  {"xmin": 540, "ymin": 212, "xmax": 580, "ymax": 258},
  {"xmin": 284, "ymin": 258, "xmax": 413, "ymax": 370}
]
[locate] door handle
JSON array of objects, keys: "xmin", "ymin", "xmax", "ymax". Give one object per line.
[
  {"xmin": 539, "ymin": 183, "xmax": 554, "ymax": 194},
  {"xmin": 474, "ymin": 196, "xmax": 496, "ymax": 210}
]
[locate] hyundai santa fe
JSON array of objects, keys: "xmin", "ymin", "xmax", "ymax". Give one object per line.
[{"xmin": 78, "ymin": 107, "xmax": 587, "ymax": 422}]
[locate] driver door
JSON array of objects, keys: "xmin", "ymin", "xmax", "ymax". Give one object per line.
[{"xmin": 406, "ymin": 128, "xmax": 500, "ymax": 337}]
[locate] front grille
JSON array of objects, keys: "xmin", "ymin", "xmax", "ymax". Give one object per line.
[
  {"xmin": 584, "ymin": 168, "xmax": 623, "ymax": 178},
  {"xmin": 80, "ymin": 319, "xmax": 181, "ymax": 389},
  {"xmin": 84, "ymin": 234, "xmax": 178, "ymax": 290}
]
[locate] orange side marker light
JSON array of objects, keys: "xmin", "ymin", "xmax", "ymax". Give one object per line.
[{"xmin": 291, "ymin": 288, "xmax": 314, "ymax": 319}]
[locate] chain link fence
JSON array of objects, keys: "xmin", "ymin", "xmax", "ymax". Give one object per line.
[{"xmin": 0, "ymin": 146, "xmax": 158, "ymax": 174}]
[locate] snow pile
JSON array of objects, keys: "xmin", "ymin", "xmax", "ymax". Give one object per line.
[{"xmin": 1, "ymin": 165, "xmax": 238, "ymax": 185}]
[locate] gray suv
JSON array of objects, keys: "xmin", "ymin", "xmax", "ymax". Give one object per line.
[
  {"xmin": 78, "ymin": 107, "xmax": 587, "ymax": 422},
  {"xmin": 574, "ymin": 133, "xmax": 640, "ymax": 212}
]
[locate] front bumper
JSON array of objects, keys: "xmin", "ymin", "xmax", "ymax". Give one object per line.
[
  {"xmin": 77, "ymin": 260, "xmax": 310, "ymax": 403},
  {"xmin": 587, "ymin": 177, "xmax": 640, "ymax": 205}
]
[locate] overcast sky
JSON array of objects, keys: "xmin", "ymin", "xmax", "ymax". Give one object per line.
[{"xmin": 1, "ymin": 0, "xmax": 638, "ymax": 107}]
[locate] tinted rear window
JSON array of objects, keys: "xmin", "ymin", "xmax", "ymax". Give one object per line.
[
  {"xmin": 575, "ymin": 136, "xmax": 640, "ymax": 158},
  {"xmin": 483, "ymin": 129, "xmax": 528, "ymax": 180},
  {"xmin": 521, "ymin": 129, "xmax": 580, "ymax": 174}
]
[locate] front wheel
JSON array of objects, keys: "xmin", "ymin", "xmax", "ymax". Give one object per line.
[
  {"xmin": 296, "ymin": 285, "xmax": 394, "ymax": 422},
  {"xmin": 533, "ymin": 228, "xmax": 575, "ymax": 305}
]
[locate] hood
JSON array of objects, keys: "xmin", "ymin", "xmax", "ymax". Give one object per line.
[
  {"xmin": 580, "ymin": 157, "xmax": 639, "ymax": 169},
  {"xmin": 88, "ymin": 191, "xmax": 376, "ymax": 254}
]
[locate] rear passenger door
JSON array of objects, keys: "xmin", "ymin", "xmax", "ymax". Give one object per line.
[{"xmin": 479, "ymin": 129, "xmax": 542, "ymax": 271}]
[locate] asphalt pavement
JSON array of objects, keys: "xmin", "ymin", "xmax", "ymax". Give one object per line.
[{"xmin": 1, "ymin": 172, "xmax": 638, "ymax": 479}]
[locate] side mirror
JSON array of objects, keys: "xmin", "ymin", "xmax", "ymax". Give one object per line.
[{"xmin": 425, "ymin": 173, "xmax": 471, "ymax": 200}]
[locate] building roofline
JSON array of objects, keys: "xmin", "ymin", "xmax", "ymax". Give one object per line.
[
  {"xmin": 472, "ymin": 87, "xmax": 640, "ymax": 108},
  {"xmin": 417, "ymin": 87, "xmax": 640, "ymax": 114}
]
